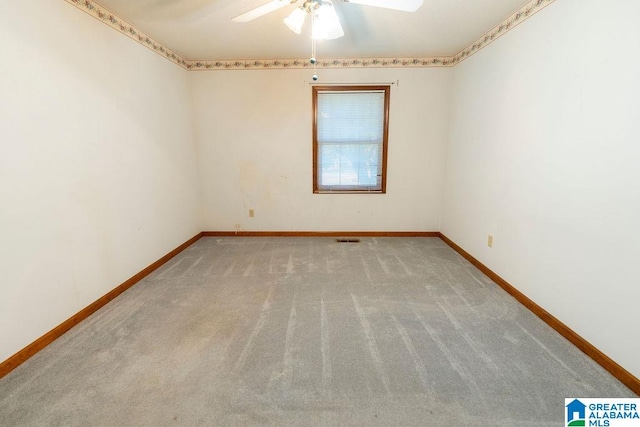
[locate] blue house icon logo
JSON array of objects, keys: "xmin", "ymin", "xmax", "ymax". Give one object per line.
[{"xmin": 566, "ymin": 399, "xmax": 587, "ymax": 426}]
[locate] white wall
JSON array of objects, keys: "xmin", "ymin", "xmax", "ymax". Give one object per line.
[
  {"xmin": 0, "ymin": 2, "xmax": 201, "ymax": 362},
  {"xmin": 192, "ymin": 67, "xmax": 451, "ymax": 232},
  {"xmin": 442, "ymin": 0, "xmax": 640, "ymax": 378}
]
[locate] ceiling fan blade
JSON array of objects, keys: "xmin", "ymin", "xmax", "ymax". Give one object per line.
[
  {"xmin": 232, "ymin": 0, "xmax": 293, "ymax": 23},
  {"xmin": 344, "ymin": 0, "xmax": 423, "ymax": 12}
]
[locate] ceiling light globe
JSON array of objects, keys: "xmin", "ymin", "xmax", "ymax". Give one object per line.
[
  {"xmin": 312, "ymin": 2, "xmax": 344, "ymax": 40},
  {"xmin": 284, "ymin": 7, "xmax": 306, "ymax": 34}
]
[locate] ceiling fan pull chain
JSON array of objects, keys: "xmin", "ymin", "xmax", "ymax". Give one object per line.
[{"xmin": 311, "ymin": 13, "xmax": 318, "ymax": 81}]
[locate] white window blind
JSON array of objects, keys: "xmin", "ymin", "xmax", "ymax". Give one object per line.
[{"xmin": 316, "ymin": 90, "xmax": 386, "ymax": 191}]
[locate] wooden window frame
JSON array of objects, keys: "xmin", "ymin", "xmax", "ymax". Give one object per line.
[{"xmin": 312, "ymin": 85, "xmax": 390, "ymax": 194}]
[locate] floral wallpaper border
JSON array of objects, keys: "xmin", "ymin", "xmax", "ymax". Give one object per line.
[
  {"xmin": 63, "ymin": 0, "xmax": 188, "ymax": 68},
  {"xmin": 449, "ymin": 0, "xmax": 555, "ymax": 66},
  {"xmin": 186, "ymin": 57, "xmax": 454, "ymax": 70},
  {"xmin": 64, "ymin": 0, "xmax": 556, "ymax": 71}
]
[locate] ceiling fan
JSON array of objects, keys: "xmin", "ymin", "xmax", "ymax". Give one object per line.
[{"xmin": 233, "ymin": 0, "xmax": 424, "ymax": 40}]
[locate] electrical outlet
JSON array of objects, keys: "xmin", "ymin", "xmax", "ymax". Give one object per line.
[
  {"xmin": 249, "ymin": 209, "xmax": 254, "ymax": 218},
  {"xmin": 487, "ymin": 235, "xmax": 494, "ymax": 248}
]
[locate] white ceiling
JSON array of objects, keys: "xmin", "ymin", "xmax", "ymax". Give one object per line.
[{"xmin": 93, "ymin": 0, "xmax": 531, "ymax": 61}]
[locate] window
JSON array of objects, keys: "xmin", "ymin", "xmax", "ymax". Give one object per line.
[{"xmin": 313, "ymin": 85, "xmax": 390, "ymax": 193}]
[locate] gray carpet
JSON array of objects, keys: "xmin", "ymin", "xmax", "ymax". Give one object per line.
[{"xmin": 0, "ymin": 237, "xmax": 634, "ymax": 426}]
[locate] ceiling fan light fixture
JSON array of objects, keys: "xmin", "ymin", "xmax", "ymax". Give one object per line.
[
  {"xmin": 312, "ymin": 1, "xmax": 344, "ymax": 40},
  {"xmin": 284, "ymin": 7, "xmax": 307, "ymax": 34}
]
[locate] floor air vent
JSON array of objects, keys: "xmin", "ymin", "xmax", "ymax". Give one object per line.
[{"xmin": 336, "ymin": 238, "xmax": 361, "ymax": 243}]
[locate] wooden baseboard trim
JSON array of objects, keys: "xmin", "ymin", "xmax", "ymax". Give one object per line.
[
  {"xmin": 438, "ymin": 232, "xmax": 640, "ymax": 396},
  {"xmin": 0, "ymin": 232, "xmax": 203, "ymax": 380},
  {"xmin": 202, "ymin": 231, "xmax": 440, "ymax": 237}
]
